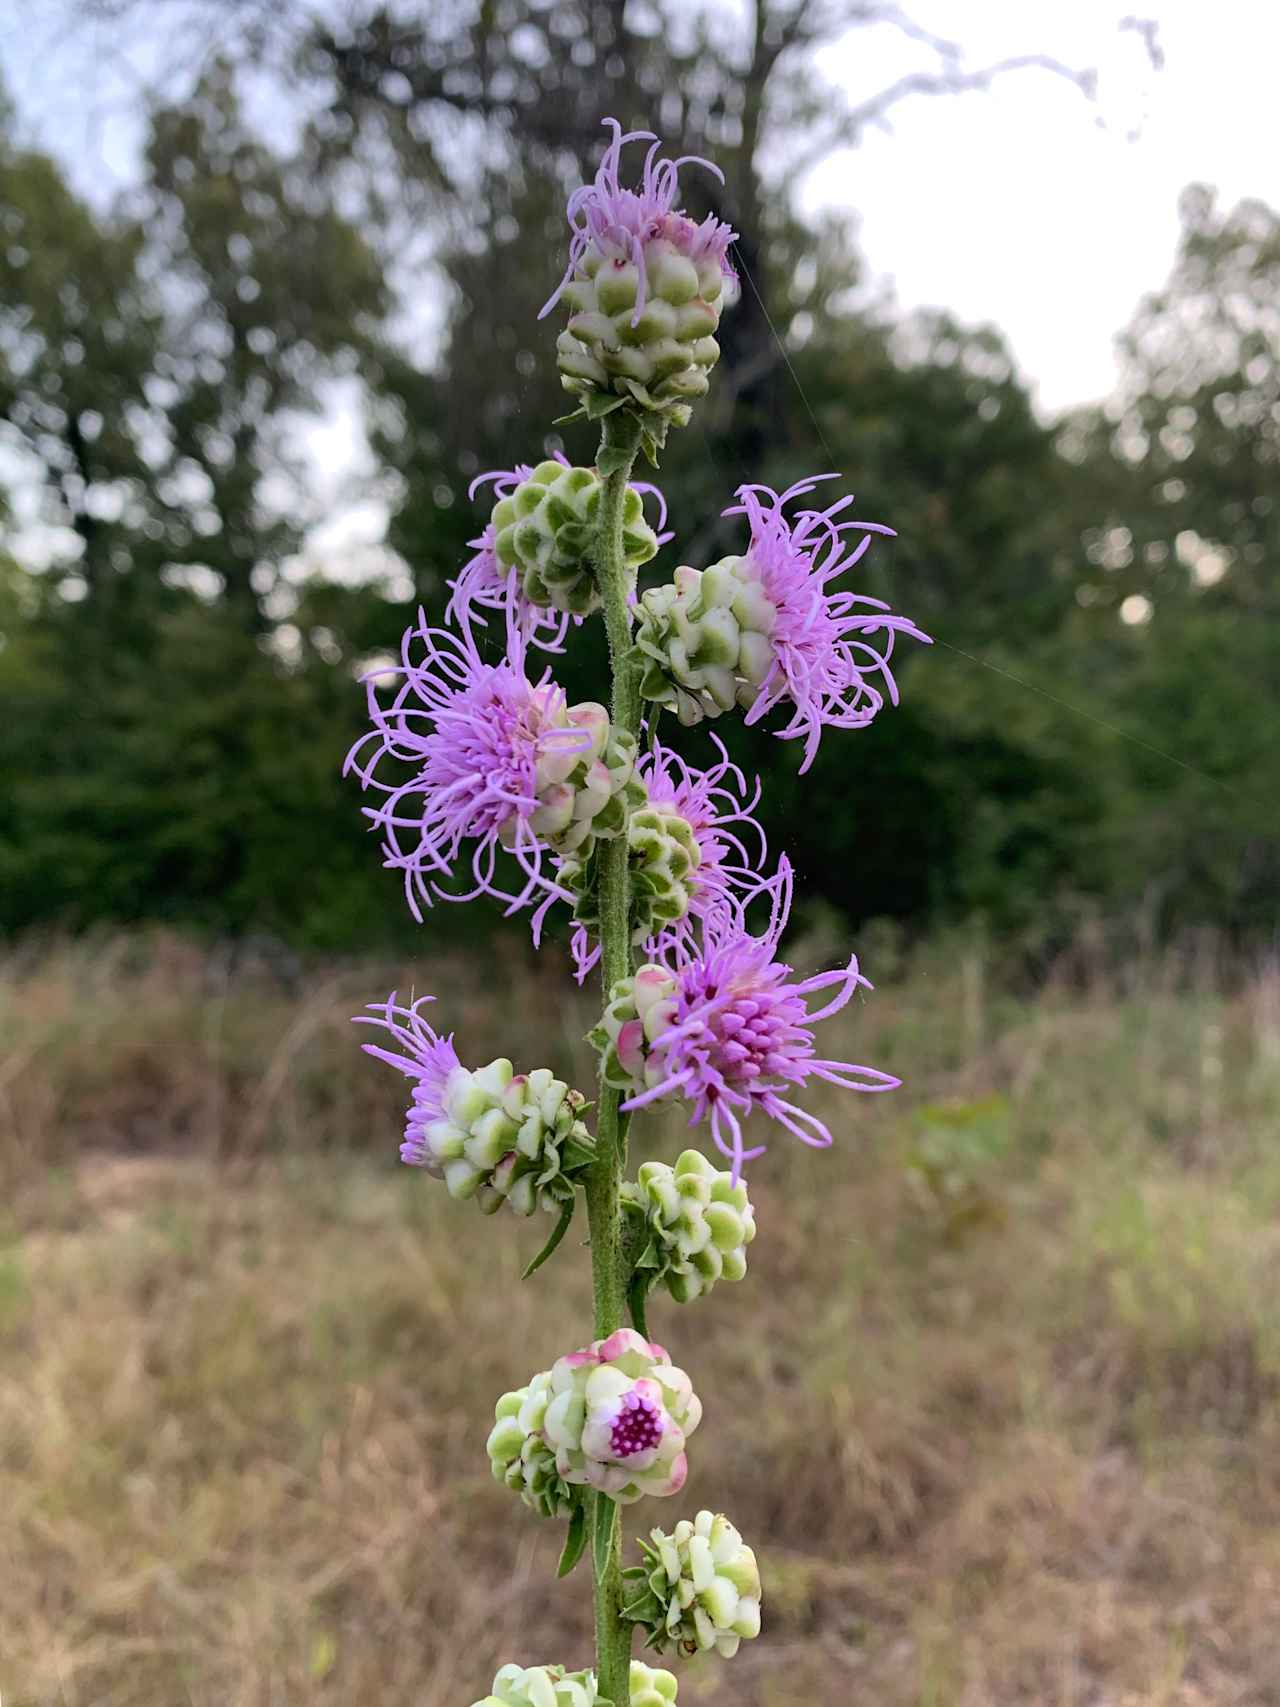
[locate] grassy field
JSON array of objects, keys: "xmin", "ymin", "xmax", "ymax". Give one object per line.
[{"xmin": 3, "ymin": 932, "xmax": 1280, "ymax": 1705}]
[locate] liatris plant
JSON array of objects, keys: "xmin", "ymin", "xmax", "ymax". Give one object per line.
[{"xmin": 347, "ymin": 116, "xmax": 929, "ymax": 1707}]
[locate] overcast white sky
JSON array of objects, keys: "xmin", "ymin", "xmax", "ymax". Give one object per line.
[{"xmin": 2, "ymin": 0, "xmax": 1277, "ymax": 564}]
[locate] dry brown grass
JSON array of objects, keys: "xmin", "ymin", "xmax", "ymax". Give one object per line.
[{"xmin": 3, "ymin": 934, "xmax": 1280, "ymax": 1705}]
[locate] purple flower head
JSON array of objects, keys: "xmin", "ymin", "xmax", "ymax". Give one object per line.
[
  {"xmin": 567, "ymin": 731, "xmax": 770, "ymax": 984},
  {"xmin": 448, "ymin": 456, "xmax": 672, "ymax": 654},
  {"xmin": 540, "ymin": 117, "xmax": 737, "ymax": 326},
  {"xmin": 619, "ymin": 860, "xmax": 901, "ymax": 1179},
  {"xmin": 727, "ymin": 475, "xmax": 932, "ymax": 772},
  {"xmin": 353, "ymin": 993, "xmax": 461, "ymax": 1168},
  {"xmin": 639, "ymin": 732, "xmax": 767, "ymax": 931},
  {"xmin": 344, "ymin": 611, "xmax": 594, "ymax": 921}
]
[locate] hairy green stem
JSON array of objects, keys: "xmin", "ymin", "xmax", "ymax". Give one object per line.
[{"xmin": 584, "ymin": 408, "xmax": 645, "ymax": 1706}]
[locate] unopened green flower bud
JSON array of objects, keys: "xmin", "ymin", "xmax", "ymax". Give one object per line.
[
  {"xmin": 491, "ymin": 461, "xmax": 660, "ymax": 616},
  {"xmin": 623, "ymin": 1150, "xmax": 755, "ymax": 1304},
  {"xmin": 423, "ymin": 1059, "xmax": 595, "ymax": 1216},
  {"xmin": 521, "ymin": 704, "xmax": 646, "ymax": 863},
  {"xmin": 470, "ymin": 1663, "xmax": 600, "ymax": 1707},
  {"xmin": 624, "ymin": 1511, "xmax": 763, "ymax": 1659},
  {"xmin": 559, "ymin": 799, "xmax": 700, "ymax": 947},
  {"xmin": 486, "ymin": 1371, "xmax": 576, "ymax": 1518},
  {"xmin": 632, "ymin": 556, "xmax": 776, "ymax": 728}
]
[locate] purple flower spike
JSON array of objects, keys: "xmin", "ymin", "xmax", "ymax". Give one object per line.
[
  {"xmin": 344, "ymin": 610, "xmax": 634, "ymax": 922},
  {"xmin": 592, "ymin": 860, "xmax": 901, "ymax": 1179},
  {"xmin": 540, "ymin": 117, "xmax": 737, "ymax": 326}
]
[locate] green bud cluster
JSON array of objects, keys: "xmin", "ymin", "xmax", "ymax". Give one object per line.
[
  {"xmin": 424, "ymin": 1060, "xmax": 595, "ymax": 1217},
  {"xmin": 486, "ymin": 1371, "xmax": 575, "ymax": 1519},
  {"xmin": 559, "ymin": 798, "xmax": 700, "ymax": 948},
  {"xmin": 491, "ymin": 462, "xmax": 659, "ymax": 616},
  {"xmin": 555, "ymin": 242, "xmax": 727, "ymax": 443},
  {"xmin": 623, "ymin": 1150, "xmax": 755, "ymax": 1305},
  {"xmin": 632, "ymin": 559, "xmax": 777, "ymax": 727},
  {"xmin": 624, "ymin": 1511, "xmax": 762, "ymax": 1659},
  {"xmin": 523, "ymin": 703, "xmax": 646, "ymax": 862},
  {"xmin": 470, "ymin": 1663, "xmax": 600, "ymax": 1707}
]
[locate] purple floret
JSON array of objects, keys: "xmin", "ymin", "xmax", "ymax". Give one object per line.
[
  {"xmin": 568, "ymin": 731, "xmax": 771, "ymax": 984},
  {"xmin": 726, "ymin": 475, "xmax": 932, "ymax": 772},
  {"xmin": 540, "ymin": 116, "xmax": 737, "ymax": 325},
  {"xmin": 621, "ymin": 860, "xmax": 901, "ymax": 1178},
  {"xmin": 343, "ymin": 611, "xmax": 590, "ymax": 921},
  {"xmin": 354, "ymin": 993, "xmax": 460, "ymax": 1168}
]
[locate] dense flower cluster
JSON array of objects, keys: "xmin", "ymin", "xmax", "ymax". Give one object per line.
[
  {"xmin": 345, "ymin": 614, "xmax": 642, "ymax": 921},
  {"xmin": 357, "ymin": 995, "xmax": 595, "ymax": 1214},
  {"xmin": 450, "ymin": 457, "xmax": 671, "ymax": 652},
  {"xmin": 591, "ymin": 862, "xmax": 900, "ymax": 1178},
  {"xmin": 470, "ymin": 1665, "xmax": 600, "ymax": 1707},
  {"xmin": 622, "ymin": 1150, "xmax": 755, "ymax": 1304},
  {"xmin": 491, "ymin": 1329, "xmax": 701, "ymax": 1507},
  {"xmin": 624, "ymin": 1510, "xmax": 762, "ymax": 1658},
  {"xmin": 561, "ymin": 734, "xmax": 769, "ymax": 982},
  {"xmin": 541, "ymin": 119, "xmax": 737, "ymax": 442},
  {"xmin": 634, "ymin": 476, "xmax": 930, "ymax": 770}
]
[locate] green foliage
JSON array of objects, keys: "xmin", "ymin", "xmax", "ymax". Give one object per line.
[
  {"xmin": 1, "ymin": 38, "xmax": 1275, "ymax": 951},
  {"xmin": 904, "ymin": 1094, "xmax": 1013, "ymax": 1247}
]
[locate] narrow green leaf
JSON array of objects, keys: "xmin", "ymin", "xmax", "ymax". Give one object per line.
[
  {"xmin": 522, "ymin": 1199, "xmax": 576, "ymax": 1280},
  {"xmin": 557, "ymin": 1496, "xmax": 588, "ymax": 1578},
  {"xmin": 584, "ymin": 390, "xmax": 627, "ymax": 420},
  {"xmin": 592, "ymin": 1491, "xmax": 618, "ymax": 1582},
  {"xmin": 628, "ymin": 1270, "xmax": 652, "ymax": 1338}
]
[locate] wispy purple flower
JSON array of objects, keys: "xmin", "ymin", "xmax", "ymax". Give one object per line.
[
  {"xmin": 354, "ymin": 993, "xmax": 460, "ymax": 1168},
  {"xmin": 618, "ymin": 860, "xmax": 900, "ymax": 1178},
  {"xmin": 448, "ymin": 457, "xmax": 672, "ymax": 654},
  {"xmin": 727, "ymin": 476, "xmax": 932, "ymax": 772},
  {"xmin": 540, "ymin": 117, "xmax": 737, "ymax": 325},
  {"xmin": 344, "ymin": 611, "xmax": 593, "ymax": 921}
]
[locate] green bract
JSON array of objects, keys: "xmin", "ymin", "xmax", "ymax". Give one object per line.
[
  {"xmin": 555, "ymin": 244, "xmax": 727, "ymax": 450},
  {"xmin": 632, "ymin": 558, "xmax": 777, "ymax": 726},
  {"xmin": 588, "ymin": 966, "xmax": 680, "ymax": 1097},
  {"xmin": 626, "ymin": 1660, "xmax": 679, "ymax": 1705},
  {"xmin": 559, "ymin": 799, "xmax": 700, "ymax": 947},
  {"xmin": 424, "ymin": 1060, "xmax": 595, "ymax": 1216},
  {"xmin": 623, "ymin": 1150, "xmax": 755, "ymax": 1304},
  {"xmin": 486, "ymin": 1370, "xmax": 576, "ymax": 1519},
  {"xmin": 471, "ymin": 1663, "xmax": 600, "ymax": 1707},
  {"xmin": 491, "ymin": 461, "xmax": 659, "ymax": 616},
  {"xmin": 525, "ymin": 703, "xmax": 645, "ymax": 862},
  {"xmin": 624, "ymin": 1510, "xmax": 762, "ymax": 1659}
]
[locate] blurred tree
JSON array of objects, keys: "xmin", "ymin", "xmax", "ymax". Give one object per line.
[
  {"xmin": 0, "ymin": 121, "xmax": 162, "ymax": 628},
  {"xmin": 1052, "ymin": 186, "xmax": 1280, "ymax": 937},
  {"xmin": 1, "ymin": 63, "xmax": 388, "ymax": 634}
]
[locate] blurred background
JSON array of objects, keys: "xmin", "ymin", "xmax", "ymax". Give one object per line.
[{"xmin": 2, "ymin": 2, "xmax": 1279, "ymax": 1703}]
